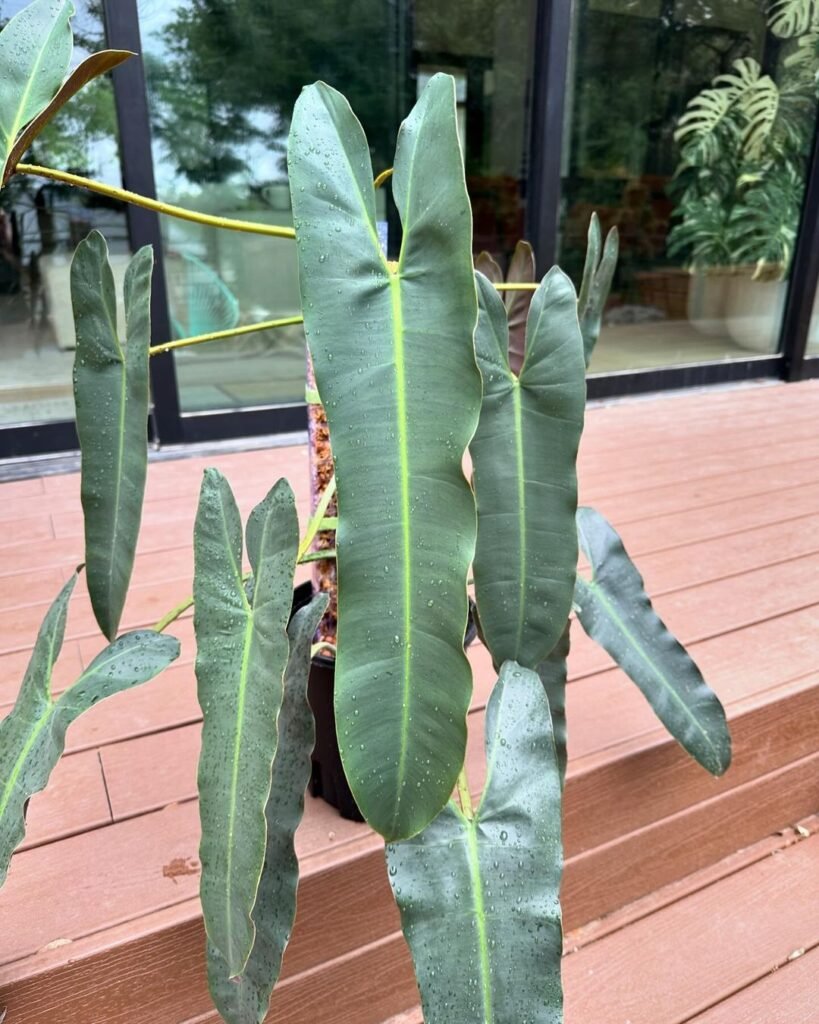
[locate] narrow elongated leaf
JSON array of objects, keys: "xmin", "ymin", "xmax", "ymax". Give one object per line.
[
  {"xmin": 387, "ymin": 662, "xmax": 563, "ymax": 1024},
  {"xmin": 577, "ymin": 213, "xmax": 618, "ymax": 366},
  {"xmin": 0, "ymin": 0, "xmax": 73, "ymax": 181},
  {"xmin": 72, "ymin": 230, "xmax": 153, "ymax": 640},
  {"xmin": 289, "ymin": 76, "xmax": 481, "ymax": 841},
  {"xmin": 0, "ymin": 573, "xmax": 179, "ymax": 885},
  {"xmin": 574, "ymin": 506, "xmax": 731, "ymax": 776},
  {"xmin": 194, "ymin": 470, "xmax": 299, "ymax": 977},
  {"xmin": 537, "ymin": 621, "xmax": 570, "ymax": 787},
  {"xmin": 470, "ymin": 269, "xmax": 585, "ymax": 671},
  {"xmin": 3, "ymin": 48, "xmax": 133, "ymax": 185},
  {"xmin": 207, "ymin": 593, "xmax": 328, "ymax": 1024}
]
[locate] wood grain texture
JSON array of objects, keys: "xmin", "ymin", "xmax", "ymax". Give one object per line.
[{"xmin": 1, "ymin": 379, "xmax": 818, "ymax": 1021}]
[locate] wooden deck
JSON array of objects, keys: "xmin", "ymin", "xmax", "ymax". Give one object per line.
[{"xmin": 1, "ymin": 379, "xmax": 818, "ymax": 1023}]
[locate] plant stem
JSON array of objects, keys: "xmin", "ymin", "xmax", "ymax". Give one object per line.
[
  {"xmin": 15, "ymin": 163, "xmax": 297, "ymax": 239},
  {"xmin": 297, "ymin": 474, "xmax": 337, "ymax": 560},
  {"xmin": 311, "ymin": 641, "xmax": 337, "ymax": 658},
  {"xmin": 299, "ymin": 547, "xmax": 337, "ymax": 563},
  {"xmin": 495, "ymin": 283, "xmax": 538, "ymax": 291},
  {"xmin": 153, "ymin": 594, "xmax": 194, "ymax": 633},
  {"xmin": 374, "ymin": 167, "xmax": 393, "ymax": 189},
  {"xmin": 149, "ymin": 315, "xmax": 304, "ymax": 357},
  {"xmin": 152, "ymin": 533, "xmax": 332, "ymax": 632},
  {"xmin": 457, "ymin": 766, "xmax": 474, "ymax": 819}
]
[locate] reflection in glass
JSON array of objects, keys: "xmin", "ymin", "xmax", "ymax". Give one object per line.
[
  {"xmin": 138, "ymin": 0, "xmax": 537, "ymax": 412},
  {"xmin": 561, "ymin": 0, "xmax": 819, "ymax": 372},
  {"xmin": 0, "ymin": 1, "xmax": 127, "ymax": 425}
]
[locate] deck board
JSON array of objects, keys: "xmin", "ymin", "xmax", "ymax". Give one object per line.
[{"xmin": 0, "ymin": 379, "xmax": 818, "ymax": 1022}]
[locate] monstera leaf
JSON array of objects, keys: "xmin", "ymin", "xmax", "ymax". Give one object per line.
[
  {"xmin": 0, "ymin": 572, "xmax": 180, "ymax": 885},
  {"xmin": 574, "ymin": 507, "xmax": 731, "ymax": 777},
  {"xmin": 289, "ymin": 75, "xmax": 482, "ymax": 842},
  {"xmin": 768, "ymin": 0, "xmax": 819, "ymax": 38},
  {"xmin": 72, "ymin": 231, "xmax": 154, "ymax": 641},
  {"xmin": 387, "ymin": 662, "xmax": 564, "ymax": 1024}
]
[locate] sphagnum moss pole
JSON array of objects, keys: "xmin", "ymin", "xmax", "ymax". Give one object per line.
[{"xmin": 0, "ymin": 4, "xmax": 732, "ymax": 1022}]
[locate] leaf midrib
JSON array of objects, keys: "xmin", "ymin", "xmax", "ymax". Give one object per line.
[
  {"xmin": 217, "ymin": 490, "xmax": 254, "ymax": 974},
  {"xmin": 578, "ymin": 573, "xmax": 721, "ymax": 762},
  {"xmin": 0, "ymin": 606, "xmax": 63, "ymax": 822}
]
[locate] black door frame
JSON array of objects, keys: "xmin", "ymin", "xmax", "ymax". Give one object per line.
[
  {"xmin": 1, "ymin": 0, "xmax": 817, "ymax": 461},
  {"xmin": 526, "ymin": 0, "xmax": 819, "ymax": 401}
]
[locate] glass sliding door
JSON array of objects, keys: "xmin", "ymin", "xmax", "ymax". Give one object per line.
[
  {"xmin": 560, "ymin": 0, "xmax": 819, "ymax": 374},
  {"xmin": 0, "ymin": 0, "xmax": 127, "ymax": 427},
  {"xmin": 136, "ymin": 0, "xmax": 538, "ymax": 415}
]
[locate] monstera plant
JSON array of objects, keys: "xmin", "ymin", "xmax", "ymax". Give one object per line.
[
  {"xmin": 0, "ymin": 3, "xmax": 732, "ymax": 1023},
  {"xmin": 668, "ymin": 1, "xmax": 819, "ymax": 349}
]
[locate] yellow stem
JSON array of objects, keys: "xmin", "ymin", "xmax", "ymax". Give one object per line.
[
  {"xmin": 149, "ymin": 315, "xmax": 304, "ymax": 356},
  {"xmin": 457, "ymin": 766, "xmax": 474, "ymax": 819},
  {"xmin": 15, "ymin": 163, "xmax": 296, "ymax": 239},
  {"xmin": 154, "ymin": 594, "xmax": 194, "ymax": 633},
  {"xmin": 495, "ymin": 283, "xmax": 538, "ymax": 291},
  {"xmin": 298, "ymin": 475, "xmax": 337, "ymax": 560},
  {"xmin": 373, "ymin": 167, "xmax": 393, "ymax": 189},
  {"xmin": 153, "ymin": 529, "xmax": 328, "ymax": 632}
]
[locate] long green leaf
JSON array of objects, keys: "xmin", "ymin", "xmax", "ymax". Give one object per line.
[
  {"xmin": 387, "ymin": 662, "xmax": 564, "ymax": 1024},
  {"xmin": 289, "ymin": 75, "xmax": 481, "ymax": 841},
  {"xmin": 0, "ymin": 0, "xmax": 73, "ymax": 181},
  {"xmin": 207, "ymin": 592, "xmax": 328, "ymax": 1024},
  {"xmin": 194, "ymin": 470, "xmax": 299, "ymax": 977},
  {"xmin": 537, "ymin": 621, "xmax": 570, "ymax": 788},
  {"xmin": 577, "ymin": 213, "xmax": 618, "ymax": 367},
  {"xmin": 3, "ymin": 48, "xmax": 133, "ymax": 185},
  {"xmin": 574, "ymin": 506, "xmax": 731, "ymax": 776},
  {"xmin": 470, "ymin": 268, "xmax": 585, "ymax": 671},
  {"xmin": 0, "ymin": 573, "xmax": 179, "ymax": 885},
  {"xmin": 72, "ymin": 230, "xmax": 153, "ymax": 640}
]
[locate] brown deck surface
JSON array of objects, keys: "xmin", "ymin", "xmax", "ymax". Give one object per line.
[{"xmin": 1, "ymin": 379, "xmax": 818, "ymax": 1022}]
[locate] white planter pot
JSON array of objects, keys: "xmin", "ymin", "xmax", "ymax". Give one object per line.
[
  {"xmin": 723, "ymin": 276, "xmax": 787, "ymax": 353},
  {"xmin": 687, "ymin": 271, "xmax": 730, "ymax": 336}
]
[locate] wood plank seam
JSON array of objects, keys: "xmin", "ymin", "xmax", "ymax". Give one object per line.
[{"xmin": 675, "ymin": 937, "xmax": 819, "ymax": 1024}]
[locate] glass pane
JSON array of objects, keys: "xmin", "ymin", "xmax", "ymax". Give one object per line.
[
  {"xmin": 137, "ymin": 0, "xmax": 536, "ymax": 413},
  {"xmin": 808, "ymin": 289, "xmax": 819, "ymax": 355},
  {"xmin": 561, "ymin": 0, "xmax": 819, "ymax": 373},
  {"xmin": 0, "ymin": 1, "xmax": 128, "ymax": 426}
]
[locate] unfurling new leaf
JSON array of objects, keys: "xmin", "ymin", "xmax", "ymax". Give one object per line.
[
  {"xmin": 72, "ymin": 230, "xmax": 154, "ymax": 641},
  {"xmin": 387, "ymin": 662, "xmax": 564, "ymax": 1024},
  {"xmin": 574, "ymin": 506, "xmax": 731, "ymax": 776},
  {"xmin": 0, "ymin": 572, "xmax": 180, "ymax": 885},
  {"xmin": 475, "ymin": 240, "xmax": 536, "ymax": 375}
]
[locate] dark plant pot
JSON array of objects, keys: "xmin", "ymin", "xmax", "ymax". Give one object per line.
[{"xmin": 292, "ymin": 581, "xmax": 479, "ymax": 822}]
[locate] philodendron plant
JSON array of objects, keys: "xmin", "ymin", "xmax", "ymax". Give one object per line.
[{"xmin": 0, "ymin": 3, "xmax": 731, "ymax": 1022}]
